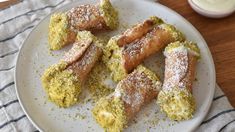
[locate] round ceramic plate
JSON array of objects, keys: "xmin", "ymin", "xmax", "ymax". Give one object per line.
[{"xmin": 15, "ymin": 0, "xmax": 216, "ymax": 131}]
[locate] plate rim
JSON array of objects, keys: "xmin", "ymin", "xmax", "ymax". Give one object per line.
[{"xmin": 14, "ymin": 0, "xmax": 216, "ymax": 131}]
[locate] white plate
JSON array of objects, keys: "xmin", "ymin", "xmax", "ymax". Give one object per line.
[{"xmin": 15, "ymin": 0, "xmax": 216, "ymax": 131}]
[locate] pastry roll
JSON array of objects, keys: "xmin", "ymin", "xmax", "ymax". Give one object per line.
[
  {"xmin": 104, "ymin": 19, "xmax": 185, "ymax": 82},
  {"xmin": 48, "ymin": 0, "xmax": 118, "ymax": 50},
  {"xmin": 92, "ymin": 65, "xmax": 162, "ymax": 132},
  {"xmin": 117, "ymin": 16, "xmax": 163, "ymax": 47},
  {"xmin": 41, "ymin": 31, "xmax": 102, "ymax": 108},
  {"xmin": 122, "ymin": 25, "xmax": 183, "ymax": 72},
  {"xmin": 157, "ymin": 41, "xmax": 200, "ymax": 121}
]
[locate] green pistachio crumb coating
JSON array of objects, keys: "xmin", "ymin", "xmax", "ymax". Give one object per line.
[
  {"xmin": 76, "ymin": 31, "xmax": 95, "ymax": 42},
  {"xmin": 136, "ymin": 65, "xmax": 160, "ymax": 82},
  {"xmin": 150, "ymin": 16, "xmax": 164, "ymax": 25},
  {"xmin": 48, "ymin": 13, "xmax": 70, "ymax": 50},
  {"xmin": 159, "ymin": 23, "xmax": 185, "ymax": 42},
  {"xmin": 100, "ymin": 0, "xmax": 119, "ymax": 29},
  {"xmin": 92, "ymin": 97, "xmax": 127, "ymax": 132},
  {"xmin": 77, "ymin": 30, "xmax": 105, "ymax": 48},
  {"xmin": 157, "ymin": 88, "xmax": 196, "ymax": 121},
  {"xmin": 41, "ymin": 62, "xmax": 81, "ymax": 108},
  {"xmin": 102, "ymin": 36, "xmax": 119, "ymax": 60},
  {"xmin": 86, "ymin": 62, "xmax": 114, "ymax": 101},
  {"xmin": 103, "ymin": 37, "xmax": 127, "ymax": 82}
]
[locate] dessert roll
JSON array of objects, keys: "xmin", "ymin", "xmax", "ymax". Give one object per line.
[
  {"xmin": 117, "ymin": 16, "xmax": 163, "ymax": 47},
  {"xmin": 67, "ymin": 0, "xmax": 118, "ymax": 31},
  {"xmin": 104, "ymin": 20, "xmax": 185, "ymax": 82},
  {"xmin": 92, "ymin": 65, "xmax": 162, "ymax": 132},
  {"xmin": 41, "ymin": 31, "xmax": 102, "ymax": 108},
  {"xmin": 157, "ymin": 41, "xmax": 200, "ymax": 121},
  {"xmin": 48, "ymin": 0, "xmax": 118, "ymax": 50},
  {"xmin": 122, "ymin": 24, "xmax": 184, "ymax": 73}
]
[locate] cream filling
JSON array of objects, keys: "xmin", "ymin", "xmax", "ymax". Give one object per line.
[
  {"xmin": 164, "ymin": 45, "xmax": 200, "ymax": 57},
  {"xmin": 98, "ymin": 110, "xmax": 115, "ymax": 125}
]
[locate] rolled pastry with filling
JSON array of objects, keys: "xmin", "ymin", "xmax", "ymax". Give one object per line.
[
  {"xmin": 49, "ymin": 0, "xmax": 118, "ymax": 50},
  {"xmin": 104, "ymin": 17, "xmax": 185, "ymax": 82},
  {"xmin": 157, "ymin": 41, "xmax": 200, "ymax": 121},
  {"xmin": 92, "ymin": 65, "xmax": 162, "ymax": 132},
  {"xmin": 41, "ymin": 31, "xmax": 102, "ymax": 108}
]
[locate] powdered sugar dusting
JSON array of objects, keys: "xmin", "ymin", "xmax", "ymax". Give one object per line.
[
  {"xmin": 122, "ymin": 26, "xmax": 171, "ymax": 72},
  {"xmin": 67, "ymin": 44, "xmax": 102, "ymax": 82},
  {"xmin": 117, "ymin": 18, "xmax": 155, "ymax": 46},
  {"xmin": 62, "ymin": 40, "xmax": 92, "ymax": 64},
  {"xmin": 163, "ymin": 47, "xmax": 189, "ymax": 91},
  {"xmin": 114, "ymin": 69, "xmax": 161, "ymax": 114},
  {"xmin": 123, "ymin": 31, "xmax": 151, "ymax": 60},
  {"xmin": 66, "ymin": 4, "xmax": 104, "ymax": 31},
  {"xmin": 114, "ymin": 88, "xmax": 122, "ymax": 98}
]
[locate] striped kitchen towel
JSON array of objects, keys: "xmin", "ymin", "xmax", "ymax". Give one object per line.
[{"xmin": 0, "ymin": 0, "xmax": 234, "ymax": 131}]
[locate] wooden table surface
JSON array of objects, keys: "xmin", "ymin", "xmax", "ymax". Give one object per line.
[{"xmin": 1, "ymin": 0, "xmax": 235, "ymax": 107}]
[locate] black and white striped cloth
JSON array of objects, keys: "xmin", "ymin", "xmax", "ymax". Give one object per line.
[{"xmin": 0, "ymin": 0, "xmax": 234, "ymax": 131}]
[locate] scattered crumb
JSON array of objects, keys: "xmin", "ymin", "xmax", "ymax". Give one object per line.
[
  {"xmin": 85, "ymin": 61, "xmax": 114, "ymax": 101},
  {"xmin": 75, "ymin": 113, "xmax": 87, "ymax": 120}
]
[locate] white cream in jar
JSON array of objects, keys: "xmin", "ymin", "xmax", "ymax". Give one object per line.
[{"xmin": 189, "ymin": 0, "xmax": 235, "ymax": 18}]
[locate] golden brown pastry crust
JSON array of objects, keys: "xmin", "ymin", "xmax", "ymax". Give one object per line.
[
  {"xmin": 122, "ymin": 26, "xmax": 176, "ymax": 73},
  {"xmin": 67, "ymin": 43, "xmax": 102, "ymax": 83},
  {"xmin": 117, "ymin": 18, "xmax": 157, "ymax": 47},
  {"xmin": 67, "ymin": 5, "xmax": 106, "ymax": 32}
]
